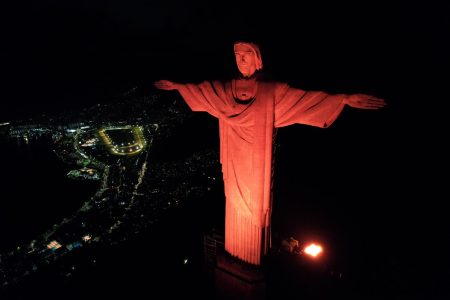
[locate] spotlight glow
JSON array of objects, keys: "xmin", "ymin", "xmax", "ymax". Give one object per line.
[{"xmin": 304, "ymin": 243, "xmax": 323, "ymax": 257}]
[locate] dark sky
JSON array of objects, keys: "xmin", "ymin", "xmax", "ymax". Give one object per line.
[
  {"xmin": 2, "ymin": 1, "xmax": 445, "ymax": 119},
  {"xmin": 0, "ymin": 1, "xmax": 446, "ymax": 120}
]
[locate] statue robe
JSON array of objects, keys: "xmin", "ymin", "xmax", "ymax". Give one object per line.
[{"xmin": 177, "ymin": 80, "xmax": 345, "ymax": 265}]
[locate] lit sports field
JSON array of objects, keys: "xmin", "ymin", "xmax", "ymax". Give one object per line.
[{"xmin": 98, "ymin": 126, "xmax": 147, "ymax": 155}]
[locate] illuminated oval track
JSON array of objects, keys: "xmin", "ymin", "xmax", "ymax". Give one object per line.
[{"xmin": 98, "ymin": 126, "xmax": 147, "ymax": 156}]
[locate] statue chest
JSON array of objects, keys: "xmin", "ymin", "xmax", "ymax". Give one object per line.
[{"xmin": 232, "ymin": 79, "xmax": 258, "ymax": 102}]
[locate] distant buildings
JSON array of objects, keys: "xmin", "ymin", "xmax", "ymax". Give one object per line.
[{"xmin": 46, "ymin": 240, "xmax": 62, "ymax": 251}]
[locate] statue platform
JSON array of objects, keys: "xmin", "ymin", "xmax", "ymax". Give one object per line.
[{"xmin": 204, "ymin": 230, "xmax": 266, "ymax": 299}]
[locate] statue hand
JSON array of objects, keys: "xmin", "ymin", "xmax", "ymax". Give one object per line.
[
  {"xmin": 154, "ymin": 80, "xmax": 178, "ymax": 91},
  {"xmin": 343, "ymin": 93, "xmax": 386, "ymax": 110}
]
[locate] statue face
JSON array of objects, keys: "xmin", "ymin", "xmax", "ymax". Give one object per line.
[{"xmin": 234, "ymin": 44, "xmax": 257, "ymax": 77}]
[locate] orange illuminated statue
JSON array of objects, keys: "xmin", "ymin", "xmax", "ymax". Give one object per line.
[{"xmin": 154, "ymin": 42, "xmax": 385, "ymax": 265}]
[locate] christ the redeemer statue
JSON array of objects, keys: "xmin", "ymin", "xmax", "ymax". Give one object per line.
[{"xmin": 154, "ymin": 41, "xmax": 385, "ymax": 265}]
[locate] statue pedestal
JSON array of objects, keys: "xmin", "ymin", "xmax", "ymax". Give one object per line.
[{"xmin": 213, "ymin": 249, "xmax": 266, "ymax": 300}]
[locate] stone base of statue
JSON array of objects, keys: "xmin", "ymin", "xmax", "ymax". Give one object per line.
[
  {"xmin": 204, "ymin": 230, "xmax": 266, "ymax": 300},
  {"xmin": 214, "ymin": 249, "xmax": 266, "ymax": 300}
]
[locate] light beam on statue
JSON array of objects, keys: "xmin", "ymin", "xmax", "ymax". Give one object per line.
[{"xmin": 154, "ymin": 41, "xmax": 385, "ymax": 266}]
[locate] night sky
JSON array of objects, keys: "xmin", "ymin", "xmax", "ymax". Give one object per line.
[
  {"xmin": 1, "ymin": 1, "xmax": 446, "ymax": 111},
  {"xmin": 0, "ymin": 1, "xmax": 446, "ymax": 118},
  {"xmin": 0, "ymin": 1, "xmax": 411, "ymax": 118},
  {"xmin": 0, "ymin": 0, "xmax": 448, "ymax": 298}
]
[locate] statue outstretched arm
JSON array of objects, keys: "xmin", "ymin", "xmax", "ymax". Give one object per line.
[
  {"xmin": 153, "ymin": 80, "xmax": 228, "ymax": 118},
  {"xmin": 154, "ymin": 80, "xmax": 181, "ymax": 91},
  {"xmin": 274, "ymin": 82, "xmax": 386, "ymax": 128},
  {"xmin": 274, "ymin": 83, "xmax": 345, "ymax": 128},
  {"xmin": 343, "ymin": 94, "xmax": 386, "ymax": 110}
]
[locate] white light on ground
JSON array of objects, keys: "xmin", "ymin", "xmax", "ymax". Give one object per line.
[{"xmin": 82, "ymin": 235, "xmax": 91, "ymax": 242}]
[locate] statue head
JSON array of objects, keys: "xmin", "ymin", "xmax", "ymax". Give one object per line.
[{"xmin": 233, "ymin": 42, "xmax": 263, "ymax": 78}]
